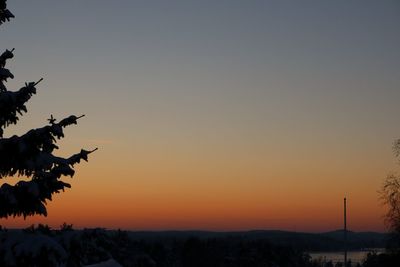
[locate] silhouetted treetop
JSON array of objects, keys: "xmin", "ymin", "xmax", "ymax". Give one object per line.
[{"xmin": 0, "ymin": 1, "xmax": 96, "ymax": 218}]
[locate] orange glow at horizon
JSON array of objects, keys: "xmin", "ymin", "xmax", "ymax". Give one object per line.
[
  {"xmin": 2, "ymin": 0, "xmax": 399, "ymax": 233},
  {"xmin": 0, "ymin": 144, "xmax": 389, "ymax": 232}
]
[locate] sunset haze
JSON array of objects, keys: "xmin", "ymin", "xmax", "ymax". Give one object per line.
[{"xmin": 1, "ymin": 0, "xmax": 400, "ymax": 232}]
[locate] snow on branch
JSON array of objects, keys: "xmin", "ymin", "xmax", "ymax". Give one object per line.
[
  {"xmin": 0, "ymin": 80, "xmax": 40, "ymax": 136},
  {"xmin": 0, "ymin": 48, "xmax": 14, "ymax": 68},
  {"xmin": 0, "ymin": 115, "xmax": 93, "ymax": 178},
  {"xmin": 0, "ymin": 0, "xmax": 14, "ymax": 26},
  {"xmin": 0, "ymin": 146, "xmax": 97, "ymax": 218}
]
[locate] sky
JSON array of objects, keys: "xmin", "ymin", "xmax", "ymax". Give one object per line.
[{"xmin": 1, "ymin": 0, "xmax": 400, "ymax": 232}]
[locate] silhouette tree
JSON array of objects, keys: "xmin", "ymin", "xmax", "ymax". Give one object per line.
[
  {"xmin": 0, "ymin": 0, "xmax": 96, "ymax": 218},
  {"xmin": 380, "ymin": 139, "xmax": 400, "ymax": 251}
]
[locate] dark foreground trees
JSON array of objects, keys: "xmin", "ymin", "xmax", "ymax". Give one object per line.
[
  {"xmin": 362, "ymin": 252, "xmax": 400, "ymax": 267},
  {"xmin": 380, "ymin": 140, "xmax": 400, "ymax": 251},
  {"xmin": 362, "ymin": 139, "xmax": 400, "ymax": 267},
  {"xmin": 380, "ymin": 174, "xmax": 400, "ymax": 250},
  {"xmin": 0, "ymin": 226, "xmax": 318, "ymax": 267},
  {"xmin": 0, "ymin": 0, "xmax": 96, "ymax": 218}
]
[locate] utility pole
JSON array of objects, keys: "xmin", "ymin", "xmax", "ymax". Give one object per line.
[{"xmin": 344, "ymin": 197, "xmax": 347, "ymax": 266}]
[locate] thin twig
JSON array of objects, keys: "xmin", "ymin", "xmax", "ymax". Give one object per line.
[{"xmin": 34, "ymin": 78, "xmax": 43, "ymax": 86}]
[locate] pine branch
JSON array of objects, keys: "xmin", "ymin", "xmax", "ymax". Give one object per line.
[
  {"xmin": 0, "ymin": 48, "xmax": 14, "ymax": 68},
  {"xmin": 0, "ymin": 67, "xmax": 14, "ymax": 83},
  {"xmin": 0, "ymin": 115, "xmax": 90, "ymax": 177},
  {"xmin": 0, "ymin": 81, "xmax": 40, "ymax": 136},
  {"xmin": 0, "ymin": 146, "xmax": 98, "ymax": 218},
  {"xmin": 0, "ymin": 49, "xmax": 15, "ymax": 104},
  {"xmin": 0, "ymin": 175, "xmax": 71, "ymax": 218},
  {"xmin": 0, "ymin": 0, "xmax": 14, "ymax": 25}
]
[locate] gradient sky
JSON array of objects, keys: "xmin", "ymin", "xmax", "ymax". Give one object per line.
[{"xmin": 1, "ymin": 0, "xmax": 400, "ymax": 232}]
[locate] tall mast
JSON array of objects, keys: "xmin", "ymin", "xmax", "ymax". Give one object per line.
[{"xmin": 344, "ymin": 197, "xmax": 347, "ymax": 266}]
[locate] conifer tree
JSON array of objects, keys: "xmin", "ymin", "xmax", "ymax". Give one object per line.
[{"xmin": 0, "ymin": 0, "xmax": 96, "ymax": 218}]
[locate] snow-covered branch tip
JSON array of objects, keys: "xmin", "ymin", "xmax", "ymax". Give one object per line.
[
  {"xmin": 34, "ymin": 78, "xmax": 43, "ymax": 86},
  {"xmin": 89, "ymin": 147, "xmax": 98, "ymax": 153},
  {"xmin": 57, "ymin": 114, "xmax": 85, "ymax": 128}
]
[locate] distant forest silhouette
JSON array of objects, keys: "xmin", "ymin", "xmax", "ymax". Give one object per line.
[{"xmin": 1, "ymin": 225, "xmax": 399, "ymax": 267}]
